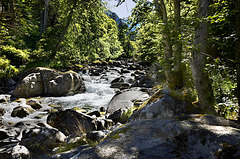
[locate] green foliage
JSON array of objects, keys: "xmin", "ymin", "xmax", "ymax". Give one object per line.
[
  {"xmin": 0, "ymin": 45, "xmax": 30, "ymax": 66},
  {"xmin": 206, "ymin": 58, "xmax": 238, "ymax": 119},
  {"xmin": 0, "ymin": 56, "xmax": 19, "ymax": 79}
]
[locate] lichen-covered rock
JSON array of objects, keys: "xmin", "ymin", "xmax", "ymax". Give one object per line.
[
  {"xmin": 77, "ymin": 114, "xmax": 240, "ymax": 159},
  {"xmin": 13, "ymin": 67, "xmax": 86, "ymax": 97}
]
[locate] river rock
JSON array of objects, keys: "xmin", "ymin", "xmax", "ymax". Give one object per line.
[
  {"xmin": 77, "ymin": 114, "xmax": 240, "ymax": 159},
  {"xmin": 13, "ymin": 67, "xmax": 86, "ymax": 97},
  {"xmin": 0, "ymin": 144, "xmax": 30, "ymax": 159},
  {"xmin": 21, "ymin": 127, "xmax": 66, "ymax": 155},
  {"xmin": 0, "ymin": 108, "xmax": 5, "ymax": 116},
  {"xmin": 0, "ymin": 94, "xmax": 11, "ymax": 103},
  {"xmin": 110, "ymin": 83, "xmax": 130, "ymax": 90},
  {"xmin": 130, "ymin": 90, "xmax": 202, "ymax": 120},
  {"xmin": 26, "ymin": 99, "xmax": 42, "ymax": 110},
  {"xmin": 11, "ymin": 106, "xmax": 34, "ymax": 118},
  {"xmin": 86, "ymin": 130, "xmax": 110, "ymax": 142},
  {"xmin": 47, "ymin": 109, "xmax": 97, "ymax": 137},
  {"xmin": 0, "ymin": 130, "xmax": 9, "ymax": 140},
  {"xmin": 107, "ymin": 90, "xmax": 149, "ymax": 114}
]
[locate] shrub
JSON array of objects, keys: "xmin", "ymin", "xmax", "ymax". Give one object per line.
[{"xmin": 0, "ymin": 46, "xmax": 30, "ymax": 67}]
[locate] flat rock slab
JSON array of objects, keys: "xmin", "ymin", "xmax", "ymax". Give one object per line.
[
  {"xmin": 107, "ymin": 91, "xmax": 149, "ymax": 114},
  {"xmin": 77, "ymin": 114, "xmax": 240, "ymax": 159}
]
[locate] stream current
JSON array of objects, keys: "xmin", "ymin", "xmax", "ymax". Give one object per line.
[{"xmin": 0, "ymin": 67, "xmax": 134, "ymax": 125}]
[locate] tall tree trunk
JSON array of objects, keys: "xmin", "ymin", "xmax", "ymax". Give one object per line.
[
  {"xmin": 236, "ymin": 0, "xmax": 240, "ymax": 118},
  {"xmin": 43, "ymin": 0, "xmax": 49, "ymax": 32},
  {"xmin": 154, "ymin": 0, "xmax": 183, "ymax": 89},
  {"xmin": 191, "ymin": 0, "xmax": 215, "ymax": 114},
  {"xmin": 50, "ymin": 2, "xmax": 78, "ymax": 59},
  {"xmin": 173, "ymin": 0, "xmax": 183, "ymax": 88},
  {"xmin": 40, "ymin": 9, "xmax": 44, "ymax": 34}
]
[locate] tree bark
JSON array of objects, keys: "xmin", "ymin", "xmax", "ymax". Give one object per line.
[
  {"xmin": 173, "ymin": 0, "xmax": 183, "ymax": 88},
  {"xmin": 236, "ymin": 0, "xmax": 240, "ymax": 118},
  {"xmin": 154, "ymin": 0, "xmax": 183, "ymax": 89},
  {"xmin": 191, "ymin": 0, "xmax": 215, "ymax": 113},
  {"xmin": 43, "ymin": 0, "xmax": 49, "ymax": 32}
]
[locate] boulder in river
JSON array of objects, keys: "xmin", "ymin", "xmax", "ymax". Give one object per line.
[
  {"xmin": 11, "ymin": 106, "xmax": 34, "ymax": 118},
  {"xmin": 21, "ymin": 127, "xmax": 66, "ymax": 155},
  {"xmin": 13, "ymin": 67, "xmax": 86, "ymax": 97},
  {"xmin": 47, "ymin": 109, "xmax": 97, "ymax": 137},
  {"xmin": 107, "ymin": 90, "xmax": 149, "ymax": 114},
  {"xmin": 77, "ymin": 114, "xmax": 240, "ymax": 159}
]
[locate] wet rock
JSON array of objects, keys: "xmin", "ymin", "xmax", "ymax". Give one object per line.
[
  {"xmin": 111, "ymin": 77, "xmax": 124, "ymax": 84},
  {"xmin": 86, "ymin": 130, "xmax": 110, "ymax": 142},
  {"xmin": 47, "ymin": 109, "xmax": 97, "ymax": 136},
  {"xmin": 96, "ymin": 118, "xmax": 113, "ymax": 130},
  {"xmin": 121, "ymin": 69, "xmax": 130, "ymax": 74},
  {"xmin": 21, "ymin": 127, "xmax": 66, "ymax": 154},
  {"xmin": 13, "ymin": 67, "xmax": 86, "ymax": 97},
  {"xmin": 26, "ymin": 99, "xmax": 42, "ymax": 110},
  {"xmin": 132, "ymin": 76, "xmax": 155, "ymax": 88},
  {"xmin": 0, "ymin": 94, "xmax": 11, "ymax": 103},
  {"xmin": 0, "ymin": 144, "xmax": 30, "ymax": 159},
  {"xmin": 134, "ymin": 70, "xmax": 146, "ymax": 75},
  {"xmin": 77, "ymin": 114, "xmax": 240, "ymax": 159},
  {"xmin": 0, "ymin": 130, "xmax": 10, "ymax": 140},
  {"xmin": 11, "ymin": 106, "xmax": 34, "ymax": 118},
  {"xmin": 107, "ymin": 90, "xmax": 149, "ymax": 114},
  {"xmin": 87, "ymin": 111, "xmax": 101, "ymax": 117},
  {"xmin": 110, "ymin": 83, "xmax": 130, "ymax": 90},
  {"xmin": 0, "ymin": 108, "xmax": 5, "ymax": 116},
  {"xmin": 130, "ymin": 89, "xmax": 202, "ymax": 120},
  {"xmin": 100, "ymin": 107, "xmax": 105, "ymax": 112},
  {"xmin": 0, "ymin": 137, "xmax": 19, "ymax": 147}
]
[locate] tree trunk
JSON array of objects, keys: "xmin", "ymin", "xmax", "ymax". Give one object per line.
[
  {"xmin": 236, "ymin": 0, "xmax": 240, "ymax": 118},
  {"xmin": 154, "ymin": 0, "xmax": 183, "ymax": 89},
  {"xmin": 43, "ymin": 0, "xmax": 49, "ymax": 32},
  {"xmin": 173, "ymin": 0, "xmax": 183, "ymax": 88},
  {"xmin": 191, "ymin": 0, "xmax": 215, "ymax": 114}
]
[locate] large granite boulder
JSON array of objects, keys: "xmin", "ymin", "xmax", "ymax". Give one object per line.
[
  {"xmin": 130, "ymin": 89, "xmax": 202, "ymax": 120},
  {"xmin": 13, "ymin": 67, "xmax": 86, "ymax": 97},
  {"xmin": 107, "ymin": 91, "xmax": 149, "ymax": 114},
  {"xmin": 47, "ymin": 109, "xmax": 97, "ymax": 137},
  {"xmin": 77, "ymin": 114, "xmax": 240, "ymax": 159}
]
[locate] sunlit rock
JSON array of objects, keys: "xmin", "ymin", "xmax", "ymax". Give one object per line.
[
  {"xmin": 107, "ymin": 90, "xmax": 149, "ymax": 114},
  {"xmin": 21, "ymin": 127, "xmax": 66, "ymax": 155},
  {"xmin": 13, "ymin": 67, "xmax": 86, "ymax": 97},
  {"xmin": 77, "ymin": 114, "xmax": 240, "ymax": 159},
  {"xmin": 0, "ymin": 144, "xmax": 30, "ymax": 159}
]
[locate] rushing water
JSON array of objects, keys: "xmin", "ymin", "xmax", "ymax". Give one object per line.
[{"xmin": 0, "ymin": 67, "xmax": 135, "ymax": 125}]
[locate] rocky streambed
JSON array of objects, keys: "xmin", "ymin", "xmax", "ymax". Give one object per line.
[
  {"xmin": 0, "ymin": 60, "xmax": 157, "ymax": 158},
  {"xmin": 1, "ymin": 60, "xmax": 240, "ymax": 159}
]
